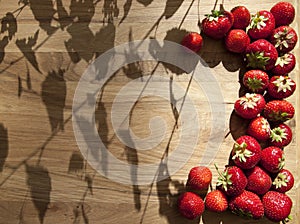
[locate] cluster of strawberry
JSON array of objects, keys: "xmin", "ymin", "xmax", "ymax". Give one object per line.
[{"xmin": 178, "ymin": 1, "xmax": 297, "ymax": 223}]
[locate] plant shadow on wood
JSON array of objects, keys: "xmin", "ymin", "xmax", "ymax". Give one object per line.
[
  {"xmin": 25, "ymin": 164, "xmax": 52, "ymax": 224},
  {"xmin": 41, "ymin": 68, "xmax": 67, "ymax": 132},
  {"xmin": 0, "ymin": 123, "xmax": 9, "ymax": 173}
]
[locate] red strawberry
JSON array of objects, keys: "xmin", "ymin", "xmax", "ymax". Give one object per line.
[
  {"xmin": 260, "ymin": 146, "xmax": 285, "ymax": 173},
  {"xmin": 187, "ymin": 166, "xmax": 212, "ymax": 191},
  {"xmin": 269, "ymin": 26, "xmax": 298, "ymax": 54},
  {"xmin": 270, "ymin": 1, "xmax": 295, "ymax": 27},
  {"xmin": 245, "ymin": 166, "xmax": 272, "ymax": 195},
  {"xmin": 231, "ymin": 135, "xmax": 261, "ymax": 169},
  {"xmin": 225, "ymin": 29, "xmax": 250, "ymax": 53},
  {"xmin": 202, "ymin": 5, "xmax": 234, "ymax": 39},
  {"xmin": 205, "ymin": 190, "xmax": 228, "ymax": 212},
  {"xmin": 267, "ymin": 76, "xmax": 296, "ymax": 99},
  {"xmin": 231, "ymin": 6, "xmax": 250, "ymax": 30},
  {"xmin": 216, "ymin": 165, "xmax": 247, "ymax": 197},
  {"xmin": 177, "ymin": 192, "xmax": 205, "ymax": 219},
  {"xmin": 243, "ymin": 69, "xmax": 269, "ymax": 93},
  {"xmin": 263, "ymin": 100, "xmax": 295, "ymax": 122},
  {"xmin": 181, "ymin": 32, "xmax": 203, "ymax": 53},
  {"xmin": 247, "ymin": 10, "xmax": 275, "ymax": 40},
  {"xmin": 271, "ymin": 52, "xmax": 296, "ymax": 76},
  {"xmin": 269, "ymin": 123, "xmax": 293, "ymax": 148},
  {"xmin": 229, "ymin": 190, "xmax": 264, "ymax": 219},
  {"xmin": 262, "ymin": 191, "xmax": 292, "ymax": 222},
  {"xmin": 245, "ymin": 39, "xmax": 278, "ymax": 71},
  {"xmin": 247, "ymin": 116, "xmax": 271, "ymax": 141},
  {"xmin": 234, "ymin": 93, "xmax": 266, "ymax": 119},
  {"xmin": 272, "ymin": 168, "xmax": 294, "ymax": 193}
]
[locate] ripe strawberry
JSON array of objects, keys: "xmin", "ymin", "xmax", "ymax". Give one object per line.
[
  {"xmin": 271, "ymin": 52, "xmax": 296, "ymax": 76},
  {"xmin": 231, "ymin": 135, "xmax": 261, "ymax": 169},
  {"xmin": 269, "ymin": 123, "xmax": 293, "ymax": 148},
  {"xmin": 201, "ymin": 5, "xmax": 234, "ymax": 39},
  {"xmin": 245, "ymin": 39, "xmax": 278, "ymax": 71},
  {"xmin": 260, "ymin": 146, "xmax": 285, "ymax": 173},
  {"xmin": 243, "ymin": 69, "xmax": 269, "ymax": 93},
  {"xmin": 269, "ymin": 26, "xmax": 298, "ymax": 54},
  {"xmin": 231, "ymin": 6, "xmax": 250, "ymax": 30},
  {"xmin": 234, "ymin": 93, "xmax": 266, "ymax": 119},
  {"xmin": 272, "ymin": 168, "xmax": 294, "ymax": 193},
  {"xmin": 187, "ymin": 166, "xmax": 212, "ymax": 191},
  {"xmin": 216, "ymin": 165, "xmax": 247, "ymax": 197},
  {"xmin": 263, "ymin": 100, "xmax": 295, "ymax": 122},
  {"xmin": 267, "ymin": 76, "xmax": 296, "ymax": 99},
  {"xmin": 181, "ymin": 32, "xmax": 203, "ymax": 53},
  {"xmin": 225, "ymin": 29, "xmax": 250, "ymax": 53},
  {"xmin": 245, "ymin": 166, "xmax": 272, "ymax": 195},
  {"xmin": 177, "ymin": 192, "xmax": 205, "ymax": 219},
  {"xmin": 270, "ymin": 1, "xmax": 295, "ymax": 27},
  {"xmin": 205, "ymin": 190, "xmax": 228, "ymax": 212},
  {"xmin": 247, "ymin": 10, "xmax": 275, "ymax": 40},
  {"xmin": 247, "ymin": 116, "xmax": 271, "ymax": 141},
  {"xmin": 262, "ymin": 191, "xmax": 292, "ymax": 222},
  {"xmin": 229, "ymin": 190, "xmax": 264, "ymax": 219}
]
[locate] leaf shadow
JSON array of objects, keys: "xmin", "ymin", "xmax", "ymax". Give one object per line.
[
  {"xmin": 25, "ymin": 164, "xmax": 52, "ymax": 224},
  {"xmin": 0, "ymin": 123, "xmax": 9, "ymax": 173}
]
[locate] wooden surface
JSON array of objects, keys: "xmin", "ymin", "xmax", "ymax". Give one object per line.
[{"xmin": 0, "ymin": 0, "xmax": 299, "ymax": 223}]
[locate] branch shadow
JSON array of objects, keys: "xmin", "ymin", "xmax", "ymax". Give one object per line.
[
  {"xmin": 0, "ymin": 36, "xmax": 9, "ymax": 64},
  {"xmin": 25, "ymin": 164, "xmax": 52, "ymax": 224},
  {"xmin": 41, "ymin": 68, "xmax": 67, "ymax": 132},
  {"xmin": 0, "ymin": 123, "xmax": 9, "ymax": 173}
]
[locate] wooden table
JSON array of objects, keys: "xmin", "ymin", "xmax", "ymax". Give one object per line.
[{"xmin": 0, "ymin": 0, "xmax": 298, "ymax": 223}]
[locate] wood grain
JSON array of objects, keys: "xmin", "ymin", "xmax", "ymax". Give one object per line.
[{"xmin": 0, "ymin": 0, "xmax": 299, "ymax": 223}]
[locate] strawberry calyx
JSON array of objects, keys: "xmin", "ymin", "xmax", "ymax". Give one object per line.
[
  {"xmin": 282, "ymin": 215, "xmax": 292, "ymax": 224},
  {"xmin": 273, "ymin": 172, "xmax": 288, "ymax": 189},
  {"xmin": 205, "ymin": 4, "xmax": 228, "ymax": 22},
  {"xmin": 239, "ymin": 93, "xmax": 260, "ymax": 109},
  {"xmin": 246, "ymin": 51, "xmax": 270, "ymax": 70},
  {"xmin": 246, "ymin": 12, "xmax": 268, "ymax": 32},
  {"xmin": 246, "ymin": 77, "xmax": 265, "ymax": 92},
  {"xmin": 273, "ymin": 28, "xmax": 296, "ymax": 51},
  {"xmin": 275, "ymin": 53, "xmax": 293, "ymax": 67},
  {"xmin": 232, "ymin": 208, "xmax": 253, "ymax": 219},
  {"xmin": 232, "ymin": 142, "xmax": 253, "ymax": 162},
  {"xmin": 267, "ymin": 111, "xmax": 291, "ymax": 122},
  {"xmin": 215, "ymin": 164, "xmax": 232, "ymax": 192},
  {"xmin": 278, "ymin": 156, "xmax": 285, "ymax": 170},
  {"xmin": 272, "ymin": 76, "xmax": 295, "ymax": 93},
  {"xmin": 270, "ymin": 127, "xmax": 287, "ymax": 143}
]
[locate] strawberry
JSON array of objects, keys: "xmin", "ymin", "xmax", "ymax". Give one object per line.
[
  {"xmin": 181, "ymin": 32, "xmax": 203, "ymax": 53},
  {"xmin": 247, "ymin": 116, "xmax": 271, "ymax": 141},
  {"xmin": 187, "ymin": 166, "xmax": 212, "ymax": 191},
  {"xmin": 205, "ymin": 190, "xmax": 228, "ymax": 212},
  {"xmin": 246, "ymin": 10, "xmax": 275, "ymax": 40},
  {"xmin": 245, "ymin": 39, "xmax": 278, "ymax": 71},
  {"xmin": 231, "ymin": 135, "xmax": 261, "ymax": 169},
  {"xmin": 245, "ymin": 166, "xmax": 272, "ymax": 195},
  {"xmin": 242, "ymin": 69, "xmax": 269, "ymax": 93},
  {"xmin": 262, "ymin": 191, "xmax": 292, "ymax": 222},
  {"xmin": 229, "ymin": 190, "xmax": 264, "ymax": 219},
  {"xmin": 216, "ymin": 165, "xmax": 247, "ymax": 197},
  {"xmin": 270, "ymin": 1, "xmax": 295, "ymax": 27},
  {"xmin": 234, "ymin": 93, "xmax": 266, "ymax": 119},
  {"xmin": 269, "ymin": 26, "xmax": 298, "ymax": 54},
  {"xmin": 260, "ymin": 146, "xmax": 285, "ymax": 173},
  {"xmin": 177, "ymin": 192, "xmax": 205, "ymax": 219},
  {"xmin": 231, "ymin": 6, "xmax": 250, "ymax": 30},
  {"xmin": 201, "ymin": 5, "xmax": 234, "ymax": 39},
  {"xmin": 269, "ymin": 123, "xmax": 293, "ymax": 148},
  {"xmin": 271, "ymin": 52, "xmax": 296, "ymax": 76},
  {"xmin": 263, "ymin": 100, "xmax": 295, "ymax": 122},
  {"xmin": 272, "ymin": 168, "xmax": 294, "ymax": 193},
  {"xmin": 225, "ymin": 29, "xmax": 250, "ymax": 53},
  {"xmin": 267, "ymin": 76, "xmax": 296, "ymax": 99}
]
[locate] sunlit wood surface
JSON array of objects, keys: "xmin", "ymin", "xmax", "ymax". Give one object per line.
[{"xmin": 0, "ymin": 0, "xmax": 299, "ymax": 223}]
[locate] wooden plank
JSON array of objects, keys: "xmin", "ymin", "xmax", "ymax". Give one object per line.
[{"xmin": 0, "ymin": 0, "xmax": 298, "ymax": 223}]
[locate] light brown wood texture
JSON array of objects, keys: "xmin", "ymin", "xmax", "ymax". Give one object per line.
[{"xmin": 0, "ymin": 0, "xmax": 299, "ymax": 223}]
